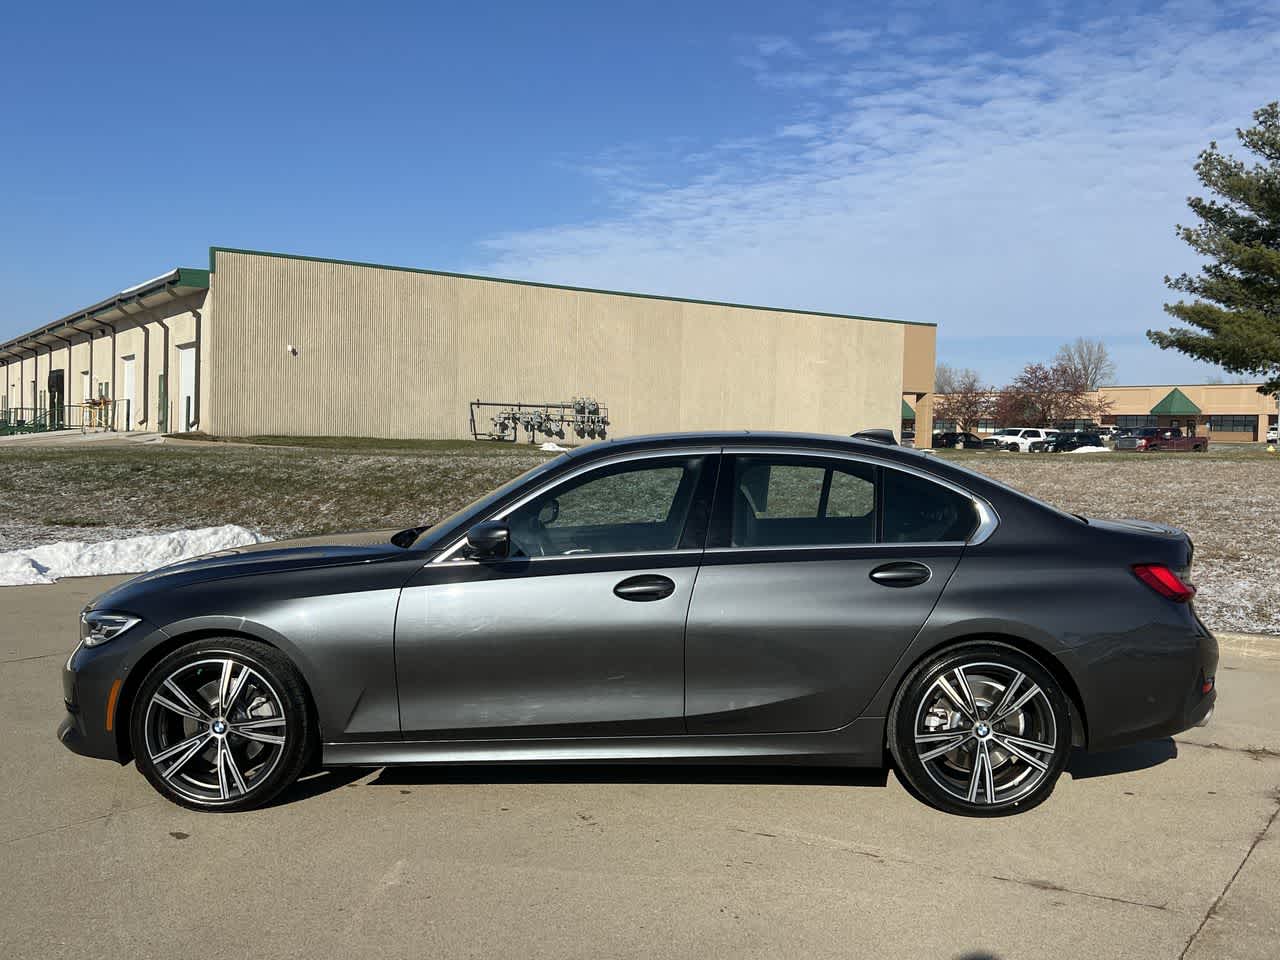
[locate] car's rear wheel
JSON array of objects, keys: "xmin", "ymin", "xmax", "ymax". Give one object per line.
[
  {"xmin": 130, "ymin": 637, "xmax": 314, "ymax": 812},
  {"xmin": 888, "ymin": 643, "xmax": 1072, "ymax": 816}
]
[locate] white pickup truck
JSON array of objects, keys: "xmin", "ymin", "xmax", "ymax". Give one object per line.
[{"xmin": 987, "ymin": 427, "xmax": 1058, "ymax": 452}]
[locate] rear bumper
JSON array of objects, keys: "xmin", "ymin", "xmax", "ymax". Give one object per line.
[{"xmin": 1080, "ymin": 624, "xmax": 1218, "ymax": 752}]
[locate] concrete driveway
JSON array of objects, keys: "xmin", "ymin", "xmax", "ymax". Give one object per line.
[{"xmin": 3, "ymin": 576, "xmax": 1278, "ymax": 960}]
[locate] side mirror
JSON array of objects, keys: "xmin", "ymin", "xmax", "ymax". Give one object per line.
[{"xmin": 465, "ymin": 521, "xmax": 511, "ymax": 560}]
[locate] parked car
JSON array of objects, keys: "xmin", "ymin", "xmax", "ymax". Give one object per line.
[
  {"xmin": 1267, "ymin": 425, "xmax": 1278, "ymax": 443},
  {"xmin": 59, "ymin": 431, "xmax": 1216, "ymax": 817},
  {"xmin": 932, "ymin": 431, "xmax": 987, "ymax": 449},
  {"xmin": 1114, "ymin": 427, "xmax": 1208, "ymax": 452},
  {"xmin": 987, "ymin": 427, "xmax": 1054, "ymax": 452},
  {"xmin": 1030, "ymin": 431, "xmax": 1107, "ymax": 453}
]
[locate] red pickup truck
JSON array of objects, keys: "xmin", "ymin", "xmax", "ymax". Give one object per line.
[{"xmin": 1115, "ymin": 427, "xmax": 1207, "ymax": 452}]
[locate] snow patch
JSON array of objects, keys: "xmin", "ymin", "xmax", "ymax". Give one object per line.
[
  {"xmin": 1069, "ymin": 446, "xmax": 1112, "ymax": 454},
  {"xmin": 0, "ymin": 525, "xmax": 270, "ymax": 587},
  {"xmin": 539, "ymin": 442, "xmax": 569, "ymax": 452}
]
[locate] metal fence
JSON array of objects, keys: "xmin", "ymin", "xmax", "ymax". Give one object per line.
[{"xmin": 0, "ymin": 401, "xmax": 135, "ymax": 437}]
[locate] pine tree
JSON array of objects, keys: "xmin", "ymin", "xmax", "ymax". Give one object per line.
[{"xmin": 1148, "ymin": 102, "xmax": 1280, "ymax": 395}]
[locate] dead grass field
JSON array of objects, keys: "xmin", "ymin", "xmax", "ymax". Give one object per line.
[
  {"xmin": 938, "ymin": 448, "xmax": 1279, "ymax": 633},
  {"xmin": 1, "ymin": 439, "xmax": 1275, "ymax": 633}
]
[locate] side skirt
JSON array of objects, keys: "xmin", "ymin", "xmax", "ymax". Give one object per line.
[{"xmin": 323, "ymin": 717, "xmax": 887, "ymax": 768}]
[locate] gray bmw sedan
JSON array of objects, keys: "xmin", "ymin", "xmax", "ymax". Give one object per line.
[{"xmin": 58, "ymin": 432, "xmax": 1217, "ymax": 816}]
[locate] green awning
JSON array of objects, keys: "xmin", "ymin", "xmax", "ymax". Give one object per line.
[
  {"xmin": 901, "ymin": 399, "xmax": 916, "ymax": 420},
  {"xmin": 1150, "ymin": 388, "xmax": 1201, "ymax": 416}
]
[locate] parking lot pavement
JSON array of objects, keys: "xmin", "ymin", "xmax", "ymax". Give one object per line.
[{"xmin": 3, "ymin": 577, "xmax": 1278, "ymax": 960}]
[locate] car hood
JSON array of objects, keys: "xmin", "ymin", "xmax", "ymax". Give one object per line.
[{"xmin": 97, "ymin": 529, "xmax": 425, "ymax": 599}]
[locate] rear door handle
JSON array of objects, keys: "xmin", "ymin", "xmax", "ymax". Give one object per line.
[
  {"xmin": 869, "ymin": 562, "xmax": 932, "ymax": 588},
  {"xmin": 613, "ymin": 574, "xmax": 676, "ymax": 602}
]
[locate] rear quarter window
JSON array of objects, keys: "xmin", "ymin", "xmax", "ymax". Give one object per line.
[{"xmin": 882, "ymin": 469, "xmax": 980, "ymax": 543}]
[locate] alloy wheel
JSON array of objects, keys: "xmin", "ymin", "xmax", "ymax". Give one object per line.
[
  {"xmin": 142, "ymin": 657, "xmax": 289, "ymax": 805},
  {"xmin": 911, "ymin": 661, "xmax": 1058, "ymax": 807}
]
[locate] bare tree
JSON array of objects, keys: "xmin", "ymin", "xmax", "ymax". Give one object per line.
[
  {"xmin": 933, "ymin": 368, "xmax": 993, "ymax": 432},
  {"xmin": 935, "ymin": 364, "xmax": 959, "ymax": 395},
  {"xmin": 992, "ymin": 361, "xmax": 1113, "ymax": 426},
  {"xmin": 1054, "ymin": 337, "xmax": 1116, "ymax": 390},
  {"xmin": 935, "ymin": 363, "xmax": 982, "ymax": 395}
]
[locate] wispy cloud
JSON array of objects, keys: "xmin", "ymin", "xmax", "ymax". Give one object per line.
[{"xmin": 478, "ymin": 1, "xmax": 1280, "ymax": 382}]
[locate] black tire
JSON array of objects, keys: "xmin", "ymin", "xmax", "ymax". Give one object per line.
[
  {"xmin": 888, "ymin": 642, "xmax": 1072, "ymax": 817},
  {"xmin": 130, "ymin": 636, "xmax": 315, "ymax": 812}
]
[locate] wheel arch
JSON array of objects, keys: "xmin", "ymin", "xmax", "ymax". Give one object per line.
[
  {"xmin": 884, "ymin": 632, "xmax": 1089, "ymax": 749},
  {"xmin": 113, "ymin": 627, "xmax": 321, "ymax": 764}
]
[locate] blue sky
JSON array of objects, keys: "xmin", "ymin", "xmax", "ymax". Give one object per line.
[{"xmin": 2, "ymin": 0, "xmax": 1277, "ymax": 386}]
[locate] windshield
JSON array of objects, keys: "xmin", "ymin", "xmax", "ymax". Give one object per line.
[{"xmin": 409, "ymin": 454, "xmax": 570, "ymax": 549}]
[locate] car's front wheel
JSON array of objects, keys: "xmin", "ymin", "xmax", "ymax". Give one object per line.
[
  {"xmin": 888, "ymin": 643, "xmax": 1072, "ymax": 816},
  {"xmin": 130, "ymin": 637, "xmax": 314, "ymax": 812}
]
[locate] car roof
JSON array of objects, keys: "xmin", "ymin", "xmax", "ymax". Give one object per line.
[{"xmin": 562, "ymin": 430, "xmax": 922, "ymax": 464}]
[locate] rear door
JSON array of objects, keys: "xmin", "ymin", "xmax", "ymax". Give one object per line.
[{"xmin": 684, "ymin": 449, "xmax": 983, "ymax": 734}]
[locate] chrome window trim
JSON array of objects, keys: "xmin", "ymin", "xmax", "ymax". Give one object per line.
[
  {"xmin": 703, "ymin": 542, "xmax": 963, "ymax": 555},
  {"xmin": 718, "ymin": 444, "xmax": 999, "ymax": 548},
  {"xmin": 439, "ymin": 548, "xmax": 706, "ymax": 568},
  {"xmin": 433, "ymin": 446, "xmax": 722, "ymax": 563},
  {"xmin": 434, "ymin": 442, "xmax": 1000, "ymax": 563}
]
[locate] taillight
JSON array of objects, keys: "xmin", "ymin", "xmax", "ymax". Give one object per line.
[{"xmin": 1132, "ymin": 563, "xmax": 1196, "ymax": 602}]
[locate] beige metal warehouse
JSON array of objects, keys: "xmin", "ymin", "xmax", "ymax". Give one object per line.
[{"xmin": 0, "ymin": 247, "xmax": 936, "ymax": 442}]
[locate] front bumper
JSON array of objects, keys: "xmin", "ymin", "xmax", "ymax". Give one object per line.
[{"xmin": 58, "ymin": 621, "xmax": 164, "ymax": 764}]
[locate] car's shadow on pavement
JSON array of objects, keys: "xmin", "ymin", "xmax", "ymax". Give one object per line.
[
  {"xmin": 1065, "ymin": 737, "xmax": 1177, "ymax": 780},
  {"xmin": 273, "ymin": 739, "xmax": 1177, "ymax": 806},
  {"xmin": 367, "ymin": 764, "xmax": 892, "ymax": 788},
  {"xmin": 275, "ymin": 764, "xmax": 891, "ymax": 805}
]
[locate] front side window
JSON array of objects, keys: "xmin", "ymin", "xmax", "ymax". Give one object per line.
[
  {"xmin": 728, "ymin": 456, "xmax": 876, "ymax": 548},
  {"xmin": 505, "ymin": 457, "xmax": 707, "ymax": 557}
]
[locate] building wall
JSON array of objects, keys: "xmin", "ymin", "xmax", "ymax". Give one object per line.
[
  {"xmin": 901, "ymin": 323, "xmax": 936, "ymax": 440},
  {"xmin": 1095, "ymin": 383, "xmax": 1277, "ymax": 443},
  {"xmin": 0, "ymin": 301, "xmax": 204, "ymax": 433},
  {"xmin": 205, "ymin": 251, "xmax": 925, "ymax": 441}
]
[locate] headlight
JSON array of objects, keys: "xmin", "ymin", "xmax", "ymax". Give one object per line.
[{"xmin": 81, "ymin": 611, "xmax": 141, "ymax": 647}]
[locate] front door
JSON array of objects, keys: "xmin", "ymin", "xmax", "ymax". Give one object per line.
[
  {"xmin": 685, "ymin": 451, "xmax": 973, "ymax": 734},
  {"xmin": 121, "ymin": 356, "xmax": 136, "ymax": 430},
  {"xmin": 394, "ymin": 453, "xmax": 718, "ymax": 739},
  {"xmin": 177, "ymin": 345, "xmax": 196, "ymax": 431}
]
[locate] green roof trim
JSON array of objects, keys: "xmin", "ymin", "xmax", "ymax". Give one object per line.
[
  {"xmin": 901, "ymin": 398, "xmax": 916, "ymax": 420},
  {"xmin": 1150, "ymin": 388, "xmax": 1202, "ymax": 416},
  {"xmin": 0, "ymin": 266, "xmax": 210, "ymax": 361},
  {"xmin": 175, "ymin": 268, "xmax": 210, "ymax": 289},
  {"xmin": 208, "ymin": 246, "xmax": 935, "ymax": 328}
]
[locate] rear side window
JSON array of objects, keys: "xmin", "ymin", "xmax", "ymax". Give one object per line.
[
  {"xmin": 882, "ymin": 468, "xmax": 979, "ymax": 543},
  {"xmin": 729, "ymin": 457, "xmax": 876, "ymax": 548}
]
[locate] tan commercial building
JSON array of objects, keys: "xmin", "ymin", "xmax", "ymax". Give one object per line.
[
  {"xmin": 1094, "ymin": 383, "xmax": 1278, "ymax": 443},
  {"xmin": 1, "ymin": 247, "xmax": 935, "ymax": 443}
]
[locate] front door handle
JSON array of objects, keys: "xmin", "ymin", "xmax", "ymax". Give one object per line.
[
  {"xmin": 613, "ymin": 574, "xmax": 676, "ymax": 602},
  {"xmin": 869, "ymin": 561, "xmax": 932, "ymax": 588}
]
